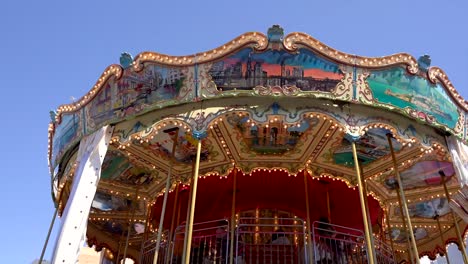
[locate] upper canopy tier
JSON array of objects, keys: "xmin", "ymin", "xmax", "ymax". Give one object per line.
[{"xmin": 48, "ymin": 25, "xmax": 467, "ymax": 172}]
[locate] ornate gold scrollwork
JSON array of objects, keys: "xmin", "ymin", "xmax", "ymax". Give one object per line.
[
  {"xmin": 283, "ymin": 32, "xmax": 419, "ymax": 74},
  {"xmin": 253, "ymin": 85, "xmax": 301, "ymax": 96},
  {"xmin": 428, "ymin": 66, "xmax": 468, "ymax": 111}
]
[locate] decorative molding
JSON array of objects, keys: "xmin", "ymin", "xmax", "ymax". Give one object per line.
[
  {"xmin": 428, "ymin": 66, "xmax": 468, "ymax": 111},
  {"xmin": 253, "ymin": 85, "xmax": 301, "ymax": 96},
  {"xmin": 132, "ymin": 32, "xmax": 268, "ymax": 71},
  {"xmin": 283, "ymin": 32, "xmax": 419, "ymax": 74},
  {"xmin": 333, "ymin": 65, "xmax": 353, "ymax": 100},
  {"xmin": 356, "ymin": 70, "xmax": 373, "ymax": 104},
  {"xmin": 48, "ymin": 27, "xmax": 467, "ymax": 177},
  {"xmin": 55, "ymin": 65, "xmax": 123, "ymax": 121}
]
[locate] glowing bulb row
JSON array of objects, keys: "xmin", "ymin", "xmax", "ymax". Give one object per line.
[{"xmin": 389, "ymin": 224, "xmax": 450, "ymax": 229}]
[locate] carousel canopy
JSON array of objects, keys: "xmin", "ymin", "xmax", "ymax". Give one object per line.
[{"xmin": 48, "ymin": 25, "xmax": 468, "ymax": 262}]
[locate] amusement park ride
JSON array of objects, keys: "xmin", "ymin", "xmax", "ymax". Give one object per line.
[{"xmin": 43, "ymin": 26, "xmax": 468, "ymax": 264}]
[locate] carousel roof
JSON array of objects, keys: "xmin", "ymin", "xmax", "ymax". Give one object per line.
[{"xmin": 48, "ymin": 25, "xmax": 468, "ymax": 261}]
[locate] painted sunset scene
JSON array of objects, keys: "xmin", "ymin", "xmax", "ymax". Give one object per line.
[{"xmin": 209, "ymin": 48, "xmax": 343, "ymax": 91}]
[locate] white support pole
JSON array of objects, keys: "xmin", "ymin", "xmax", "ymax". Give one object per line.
[{"xmin": 51, "ymin": 126, "xmax": 113, "ymax": 264}]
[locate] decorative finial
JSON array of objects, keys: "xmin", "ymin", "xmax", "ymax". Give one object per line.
[
  {"xmin": 120, "ymin": 52, "xmax": 134, "ymax": 69},
  {"xmin": 192, "ymin": 130, "xmax": 207, "ymax": 140},
  {"xmin": 344, "ymin": 133, "xmax": 360, "ymax": 143},
  {"xmin": 418, "ymin": 54, "xmax": 431, "ymax": 71},
  {"xmin": 267, "ymin": 25, "xmax": 284, "ymax": 43},
  {"xmin": 49, "ymin": 110, "xmax": 57, "ymax": 124},
  {"xmin": 271, "ymin": 102, "xmax": 280, "ymax": 114}
]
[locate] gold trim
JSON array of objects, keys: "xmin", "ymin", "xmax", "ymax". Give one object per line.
[
  {"xmin": 428, "ymin": 66, "xmax": 468, "ymax": 111},
  {"xmin": 47, "ymin": 64, "xmax": 123, "ymax": 163},
  {"xmin": 133, "ymin": 31, "xmax": 268, "ymax": 71},
  {"xmin": 283, "ymin": 32, "xmax": 419, "ymax": 73},
  {"xmin": 47, "ymin": 29, "xmax": 467, "ymax": 170},
  {"xmin": 55, "ymin": 64, "xmax": 123, "ymax": 118}
]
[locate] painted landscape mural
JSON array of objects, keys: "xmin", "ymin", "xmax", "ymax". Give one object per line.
[
  {"xmin": 368, "ymin": 68, "xmax": 458, "ymax": 128},
  {"xmin": 394, "ymin": 198, "xmax": 450, "ymax": 218},
  {"xmin": 86, "ymin": 65, "xmax": 186, "ymax": 128},
  {"xmin": 91, "ymin": 191, "xmax": 133, "ymax": 212},
  {"xmin": 209, "ymin": 48, "xmax": 343, "ymax": 91},
  {"xmin": 227, "ymin": 113, "xmax": 318, "ymax": 155},
  {"xmin": 384, "ymin": 160, "xmax": 454, "ymax": 190},
  {"xmin": 101, "ymin": 150, "xmax": 155, "ymax": 185},
  {"xmin": 51, "ymin": 112, "xmax": 82, "ymax": 168},
  {"xmin": 333, "ymin": 128, "xmax": 402, "ymax": 167},
  {"xmin": 391, "ymin": 227, "xmax": 428, "ymax": 243},
  {"xmin": 140, "ymin": 127, "xmax": 211, "ymax": 163}
]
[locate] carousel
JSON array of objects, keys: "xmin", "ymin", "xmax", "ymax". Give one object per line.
[{"xmin": 44, "ymin": 26, "xmax": 468, "ymax": 264}]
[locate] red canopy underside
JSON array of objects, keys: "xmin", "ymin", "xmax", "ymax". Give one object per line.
[{"xmin": 151, "ymin": 170, "xmax": 382, "ymax": 231}]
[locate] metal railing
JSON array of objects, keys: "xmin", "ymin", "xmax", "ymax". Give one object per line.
[
  {"xmin": 236, "ymin": 217, "xmax": 307, "ymax": 264},
  {"xmin": 170, "ymin": 219, "xmax": 229, "ymax": 264},
  {"xmin": 140, "ymin": 230, "xmax": 169, "ymax": 264},
  {"xmin": 374, "ymin": 236, "xmax": 396, "ymax": 264},
  {"xmin": 141, "ymin": 218, "xmax": 396, "ymax": 264},
  {"xmin": 312, "ymin": 221, "xmax": 395, "ymax": 264}
]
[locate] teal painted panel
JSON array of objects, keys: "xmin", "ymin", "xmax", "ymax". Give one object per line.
[
  {"xmin": 368, "ymin": 68, "xmax": 458, "ymax": 129},
  {"xmin": 101, "ymin": 150, "xmax": 155, "ymax": 185},
  {"xmin": 51, "ymin": 112, "xmax": 82, "ymax": 169},
  {"xmin": 333, "ymin": 128, "xmax": 401, "ymax": 167}
]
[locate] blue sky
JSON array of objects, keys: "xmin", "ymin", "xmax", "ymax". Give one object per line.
[{"xmin": 1, "ymin": 1, "xmax": 467, "ymax": 263}]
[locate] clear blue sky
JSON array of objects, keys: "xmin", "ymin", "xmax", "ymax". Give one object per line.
[{"xmin": 1, "ymin": 1, "xmax": 467, "ymax": 263}]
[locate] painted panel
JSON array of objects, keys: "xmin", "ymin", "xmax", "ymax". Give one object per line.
[
  {"xmin": 91, "ymin": 191, "xmax": 134, "ymax": 212},
  {"xmin": 391, "ymin": 227, "xmax": 428, "ymax": 243},
  {"xmin": 367, "ymin": 68, "xmax": 459, "ymax": 129},
  {"xmin": 226, "ymin": 113, "xmax": 318, "ymax": 155},
  {"xmin": 94, "ymin": 220, "xmax": 146, "ymax": 236},
  {"xmin": 333, "ymin": 128, "xmax": 402, "ymax": 167},
  {"xmin": 140, "ymin": 127, "xmax": 211, "ymax": 164},
  {"xmin": 384, "ymin": 161, "xmax": 454, "ymax": 190},
  {"xmin": 86, "ymin": 65, "xmax": 189, "ymax": 130},
  {"xmin": 101, "ymin": 150, "xmax": 156, "ymax": 185},
  {"xmin": 209, "ymin": 48, "xmax": 343, "ymax": 92},
  {"xmin": 51, "ymin": 112, "xmax": 83, "ymax": 168},
  {"xmin": 394, "ymin": 198, "xmax": 450, "ymax": 218}
]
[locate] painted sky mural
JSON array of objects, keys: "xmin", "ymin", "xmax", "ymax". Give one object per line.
[{"xmin": 209, "ymin": 48, "xmax": 343, "ymax": 91}]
